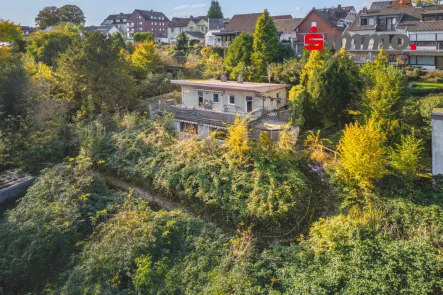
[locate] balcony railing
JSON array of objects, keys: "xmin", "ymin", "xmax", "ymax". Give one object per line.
[{"xmin": 156, "ymin": 104, "xmax": 291, "ymax": 127}]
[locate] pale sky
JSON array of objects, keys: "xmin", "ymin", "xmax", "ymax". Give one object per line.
[{"xmin": 0, "ymin": 0, "xmax": 371, "ymax": 26}]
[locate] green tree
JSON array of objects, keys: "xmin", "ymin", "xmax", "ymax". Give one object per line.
[
  {"xmin": 360, "ymin": 51, "xmax": 406, "ymax": 132},
  {"xmin": 0, "ymin": 19, "xmax": 22, "ymax": 42},
  {"xmin": 207, "ymin": 0, "xmax": 224, "ymax": 18},
  {"xmin": 35, "ymin": 6, "xmax": 60, "ymax": 29},
  {"xmin": 133, "ymin": 32, "xmax": 155, "ymax": 43},
  {"xmin": 56, "ymin": 31, "xmax": 136, "ymax": 115},
  {"xmin": 270, "ymin": 58, "xmax": 304, "ymax": 85},
  {"xmin": 225, "ymin": 32, "xmax": 253, "ymax": 68},
  {"xmin": 57, "ymin": 4, "xmax": 86, "ymax": 25},
  {"xmin": 175, "ymin": 32, "xmax": 189, "ymax": 51},
  {"xmin": 306, "ymin": 49, "xmax": 363, "ymax": 127},
  {"xmin": 390, "ymin": 134, "xmax": 423, "ymax": 180},
  {"xmin": 27, "ymin": 23, "xmax": 81, "ymax": 68},
  {"xmin": 251, "ymin": 9, "xmax": 279, "ymax": 79}
]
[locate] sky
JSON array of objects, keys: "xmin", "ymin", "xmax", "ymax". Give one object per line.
[{"xmin": 0, "ymin": 0, "xmax": 372, "ymax": 27}]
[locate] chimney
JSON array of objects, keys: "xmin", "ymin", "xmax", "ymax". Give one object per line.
[
  {"xmin": 221, "ymin": 74, "xmax": 227, "ymax": 82},
  {"xmin": 363, "ymin": 7, "xmax": 368, "ymax": 14},
  {"xmin": 237, "ymin": 75, "xmax": 243, "ymax": 84},
  {"xmin": 338, "ymin": 4, "xmax": 342, "ymax": 12}
]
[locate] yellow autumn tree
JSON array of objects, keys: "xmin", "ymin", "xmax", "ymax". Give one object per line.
[
  {"xmin": 300, "ymin": 48, "xmax": 331, "ymax": 86},
  {"xmin": 225, "ymin": 115, "xmax": 251, "ymax": 162},
  {"xmin": 336, "ymin": 118, "xmax": 388, "ymax": 189},
  {"xmin": 131, "ymin": 40, "xmax": 164, "ymax": 76}
]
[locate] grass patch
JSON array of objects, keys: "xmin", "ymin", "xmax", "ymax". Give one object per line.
[{"xmin": 413, "ymin": 82, "xmax": 443, "ymax": 89}]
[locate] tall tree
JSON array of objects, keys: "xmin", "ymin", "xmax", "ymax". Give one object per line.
[
  {"xmin": 56, "ymin": 31, "xmax": 135, "ymax": 114},
  {"xmin": 57, "ymin": 5, "xmax": 86, "ymax": 25},
  {"xmin": 0, "ymin": 20, "xmax": 22, "ymax": 42},
  {"xmin": 360, "ymin": 51, "xmax": 406, "ymax": 135},
  {"xmin": 207, "ymin": 0, "xmax": 224, "ymax": 18},
  {"xmin": 251, "ymin": 9, "xmax": 279, "ymax": 79},
  {"xmin": 306, "ymin": 49, "xmax": 363, "ymax": 127},
  {"xmin": 35, "ymin": 6, "xmax": 60, "ymax": 29}
]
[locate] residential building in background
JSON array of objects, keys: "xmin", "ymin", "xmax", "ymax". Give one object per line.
[
  {"xmin": 20, "ymin": 26, "xmax": 36, "ymax": 37},
  {"xmin": 154, "ymin": 79, "xmax": 295, "ymax": 141},
  {"xmin": 294, "ymin": 8, "xmax": 347, "ymax": 55},
  {"xmin": 274, "ymin": 18, "xmax": 303, "ymax": 44},
  {"xmin": 317, "ymin": 5, "xmax": 357, "ymax": 27},
  {"xmin": 205, "ymin": 18, "xmax": 226, "ymax": 46},
  {"xmin": 346, "ymin": 5, "xmax": 443, "ymax": 69},
  {"xmin": 168, "ymin": 16, "xmax": 207, "ymax": 44},
  {"xmin": 370, "ymin": 0, "xmax": 412, "ymax": 9},
  {"xmin": 168, "ymin": 17, "xmax": 225, "ymax": 45},
  {"xmin": 127, "ymin": 9, "xmax": 170, "ymax": 42},
  {"xmin": 85, "ymin": 25, "xmax": 122, "ymax": 35},
  {"xmin": 101, "ymin": 13, "xmax": 131, "ymax": 34},
  {"xmin": 213, "ymin": 13, "xmax": 293, "ymax": 46}
]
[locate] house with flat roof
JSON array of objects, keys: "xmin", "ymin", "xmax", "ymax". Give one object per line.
[
  {"xmin": 345, "ymin": 5, "xmax": 443, "ymax": 69},
  {"xmin": 154, "ymin": 79, "xmax": 294, "ymax": 141}
]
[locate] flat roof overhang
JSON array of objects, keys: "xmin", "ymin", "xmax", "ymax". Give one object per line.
[{"xmin": 171, "ymin": 80, "xmax": 290, "ymax": 93}]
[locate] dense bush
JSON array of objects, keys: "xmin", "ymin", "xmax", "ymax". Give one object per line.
[
  {"xmin": 104, "ymin": 114, "xmax": 310, "ymax": 227},
  {"xmin": 0, "ymin": 161, "xmax": 124, "ymax": 293}
]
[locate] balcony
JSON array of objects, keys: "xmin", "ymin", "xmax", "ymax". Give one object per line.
[{"xmin": 155, "ymin": 103, "xmax": 291, "ymax": 128}]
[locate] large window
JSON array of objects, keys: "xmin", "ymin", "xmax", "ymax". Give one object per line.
[
  {"xmin": 410, "ymin": 56, "xmax": 435, "ymax": 65},
  {"xmin": 228, "ymin": 95, "xmax": 235, "ymax": 105}
]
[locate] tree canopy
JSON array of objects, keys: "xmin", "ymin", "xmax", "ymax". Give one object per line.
[
  {"xmin": 207, "ymin": 0, "xmax": 224, "ymax": 18},
  {"xmin": 35, "ymin": 6, "xmax": 60, "ymax": 29},
  {"xmin": 57, "ymin": 5, "xmax": 86, "ymax": 25},
  {"xmin": 252, "ymin": 9, "xmax": 279, "ymax": 79},
  {"xmin": 0, "ymin": 20, "xmax": 22, "ymax": 42}
]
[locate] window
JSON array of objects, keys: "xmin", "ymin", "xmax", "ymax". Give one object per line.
[
  {"xmin": 138, "ymin": 16, "xmax": 142, "ymax": 19},
  {"xmin": 228, "ymin": 95, "xmax": 235, "ymax": 105},
  {"xmin": 410, "ymin": 55, "xmax": 435, "ymax": 65},
  {"xmin": 361, "ymin": 18, "xmax": 368, "ymax": 25},
  {"xmin": 276, "ymin": 92, "xmax": 281, "ymax": 99},
  {"xmin": 198, "ymin": 91, "xmax": 204, "ymax": 105},
  {"xmin": 171, "ymin": 27, "xmax": 175, "ymax": 32},
  {"xmin": 424, "ymin": 15, "xmax": 436, "ymax": 21},
  {"xmin": 139, "ymin": 22, "xmax": 143, "ymax": 25},
  {"xmin": 438, "ymin": 15, "xmax": 443, "ymax": 20},
  {"xmin": 378, "ymin": 18, "xmax": 385, "ymax": 24},
  {"xmin": 213, "ymin": 93, "xmax": 219, "ymax": 103},
  {"xmin": 311, "ymin": 21, "xmax": 317, "ymax": 27}
]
